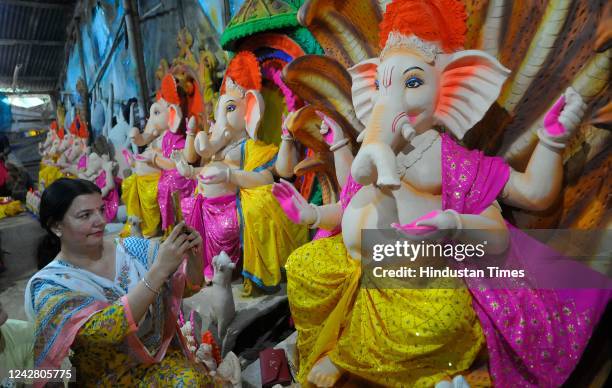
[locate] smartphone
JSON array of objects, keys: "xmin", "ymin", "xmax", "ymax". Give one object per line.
[{"xmin": 171, "ymin": 191, "xmax": 185, "ymax": 224}]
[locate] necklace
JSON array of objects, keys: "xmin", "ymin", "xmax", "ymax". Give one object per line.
[
  {"xmin": 398, "ymin": 130, "xmax": 440, "ymax": 176},
  {"xmin": 213, "ymin": 137, "xmax": 246, "ymax": 161}
]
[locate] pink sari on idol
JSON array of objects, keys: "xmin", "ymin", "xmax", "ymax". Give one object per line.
[
  {"xmin": 439, "ymin": 133, "xmax": 611, "ymax": 386},
  {"xmin": 181, "ymin": 194, "xmax": 242, "ymax": 280},
  {"xmin": 158, "ymin": 131, "xmax": 196, "ymax": 230},
  {"xmin": 24, "ymin": 238, "xmax": 193, "ymax": 387},
  {"xmin": 325, "ymin": 133, "xmax": 610, "ymax": 386}
]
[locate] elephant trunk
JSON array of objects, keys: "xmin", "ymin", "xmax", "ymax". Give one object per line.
[
  {"xmin": 198, "ymin": 121, "xmax": 233, "ymax": 158},
  {"xmin": 351, "ymin": 100, "xmax": 413, "ymax": 189}
]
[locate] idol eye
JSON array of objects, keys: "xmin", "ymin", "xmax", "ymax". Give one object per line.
[
  {"xmin": 405, "ymin": 77, "xmax": 424, "ymax": 88},
  {"xmin": 374, "ymin": 80, "xmax": 380, "ymax": 90},
  {"xmin": 226, "ymin": 104, "xmax": 236, "ymax": 112}
]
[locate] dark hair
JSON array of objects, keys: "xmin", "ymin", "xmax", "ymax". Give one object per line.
[{"xmin": 37, "ymin": 178, "xmax": 101, "ymax": 268}]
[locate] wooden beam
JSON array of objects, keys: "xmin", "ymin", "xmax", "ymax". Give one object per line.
[
  {"xmin": 75, "ymin": 17, "xmax": 90, "ymax": 126},
  {"xmin": 0, "ymin": 0, "xmax": 72, "ymax": 10},
  {"xmin": 0, "ymin": 39, "xmax": 64, "ymax": 47},
  {"xmin": 124, "ymin": 0, "xmax": 149, "ymax": 122}
]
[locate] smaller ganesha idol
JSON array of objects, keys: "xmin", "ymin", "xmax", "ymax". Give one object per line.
[
  {"xmin": 122, "ymin": 74, "xmax": 198, "ymax": 237},
  {"xmin": 175, "ymin": 52, "xmax": 309, "ymax": 292},
  {"xmin": 56, "ymin": 116, "xmax": 90, "ymax": 178},
  {"xmin": 38, "ymin": 123, "xmax": 74, "ymax": 191},
  {"xmin": 78, "ymin": 152, "xmax": 121, "ymax": 223}
]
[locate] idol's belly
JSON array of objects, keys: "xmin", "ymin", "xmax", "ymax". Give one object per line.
[
  {"xmin": 198, "ymin": 162, "xmax": 238, "ymax": 198},
  {"xmin": 341, "ymin": 182, "xmax": 441, "ymax": 260}
]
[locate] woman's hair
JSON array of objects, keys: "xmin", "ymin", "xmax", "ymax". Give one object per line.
[{"xmin": 37, "ymin": 178, "xmax": 101, "ymax": 269}]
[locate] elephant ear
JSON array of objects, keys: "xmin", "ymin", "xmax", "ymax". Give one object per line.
[
  {"xmin": 168, "ymin": 104, "xmax": 183, "ymax": 133},
  {"xmin": 434, "ymin": 50, "xmax": 511, "ymax": 140},
  {"xmin": 245, "ymin": 90, "xmax": 265, "ymax": 140},
  {"xmin": 348, "ymin": 57, "xmax": 379, "ymax": 129}
]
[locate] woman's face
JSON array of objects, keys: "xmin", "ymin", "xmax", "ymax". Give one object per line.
[{"xmin": 55, "ymin": 193, "xmax": 106, "ymax": 249}]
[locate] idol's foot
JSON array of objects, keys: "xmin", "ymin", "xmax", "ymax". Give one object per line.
[{"xmin": 308, "ymin": 356, "xmax": 343, "ymax": 387}]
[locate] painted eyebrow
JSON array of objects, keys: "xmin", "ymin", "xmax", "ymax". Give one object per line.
[
  {"xmin": 225, "ymin": 99, "xmax": 236, "ymax": 104},
  {"xmin": 403, "ymin": 66, "xmax": 424, "ymax": 74}
]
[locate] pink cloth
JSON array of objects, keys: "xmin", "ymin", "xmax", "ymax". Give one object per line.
[
  {"xmin": 94, "ymin": 170, "xmax": 121, "ymax": 222},
  {"xmin": 0, "ymin": 159, "xmax": 7, "ymax": 187},
  {"xmin": 181, "ymin": 194, "xmax": 241, "ymax": 279},
  {"xmin": 77, "ymin": 154, "xmax": 87, "ymax": 170},
  {"xmin": 440, "ymin": 133, "xmax": 611, "ymax": 387},
  {"xmin": 312, "ymin": 175, "xmax": 363, "ymax": 240},
  {"xmin": 158, "ymin": 131, "xmax": 196, "ymax": 230}
]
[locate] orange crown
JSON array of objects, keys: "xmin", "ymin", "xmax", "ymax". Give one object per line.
[
  {"xmin": 160, "ymin": 74, "xmax": 181, "ymax": 105},
  {"xmin": 379, "ymin": 0, "xmax": 467, "ymax": 53},
  {"xmin": 220, "ymin": 51, "xmax": 262, "ymax": 94}
]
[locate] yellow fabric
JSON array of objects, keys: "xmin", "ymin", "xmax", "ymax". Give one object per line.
[
  {"xmin": 258, "ymin": 87, "xmax": 286, "ymax": 146},
  {"xmin": 286, "ymin": 234, "xmax": 485, "ymax": 387},
  {"xmin": 0, "ymin": 200, "xmax": 23, "ymax": 220},
  {"xmin": 242, "ymin": 139, "xmax": 278, "ymax": 172},
  {"xmin": 240, "ymin": 139, "xmax": 308, "ymax": 294},
  {"xmin": 72, "ymin": 303, "xmax": 212, "ymax": 386},
  {"xmin": 120, "ymin": 173, "xmax": 161, "ymax": 237},
  {"xmin": 38, "ymin": 163, "xmax": 65, "ymax": 191}
]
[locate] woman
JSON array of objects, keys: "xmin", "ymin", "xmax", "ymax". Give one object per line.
[{"xmin": 25, "ymin": 178, "xmax": 212, "ymax": 386}]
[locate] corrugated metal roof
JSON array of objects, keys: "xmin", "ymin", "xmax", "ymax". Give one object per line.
[{"xmin": 0, "ymin": 0, "xmax": 77, "ymax": 92}]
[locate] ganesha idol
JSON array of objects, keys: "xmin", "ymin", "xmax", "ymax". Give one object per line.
[
  {"xmin": 78, "ymin": 152, "xmax": 122, "ymax": 223},
  {"xmin": 38, "ymin": 126, "xmax": 72, "ymax": 192},
  {"xmin": 121, "ymin": 74, "xmax": 197, "ymax": 237},
  {"xmin": 173, "ymin": 52, "xmax": 308, "ymax": 293},
  {"xmin": 271, "ymin": 0, "xmax": 611, "ymax": 387}
]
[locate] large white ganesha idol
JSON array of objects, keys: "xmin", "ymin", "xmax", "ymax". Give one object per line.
[{"xmin": 277, "ymin": 1, "xmax": 610, "ymax": 387}]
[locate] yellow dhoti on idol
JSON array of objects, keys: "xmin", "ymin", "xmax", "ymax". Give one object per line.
[
  {"xmin": 38, "ymin": 161, "xmax": 65, "ymax": 192},
  {"xmin": 120, "ymin": 172, "xmax": 161, "ymax": 237},
  {"xmin": 239, "ymin": 139, "xmax": 309, "ymax": 295},
  {"xmin": 0, "ymin": 200, "xmax": 23, "ymax": 220},
  {"xmin": 286, "ymin": 234, "xmax": 485, "ymax": 387}
]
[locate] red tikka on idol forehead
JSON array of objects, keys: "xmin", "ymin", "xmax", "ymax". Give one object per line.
[
  {"xmin": 379, "ymin": 0, "xmax": 468, "ymax": 53},
  {"xmin": 220, "ymin": 51, "xmax": 262, "ymax": 94}
]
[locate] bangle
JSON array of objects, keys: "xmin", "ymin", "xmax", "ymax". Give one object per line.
[
  {"xmin": 444, "ymin": 209, "xmax": 463, "ymax": 240},
  {"xmin": 226, "ymin": 168, "xmax": 232, "ymax": 183},
  {"xmin": 329, "ymin": 138, "xmax": 349, "ymax": 152},
  {"xmin": 152, "ymin": 153, "xmax": 158, "ymax": 168},
  {"xmin": 281, "ymin": 134, "xmax": 294, "ymax": 141},
  {"xmin": 536, "ymin": 128, "xmax": 566, "ymax": 150},
  {"xmin": 309, "ymin": 205, "xmax": 322, "ymax": 229},
  {"xmin": 142, "ymin": 276, "xmax": 161, "ymax": 296},
  {"xmin": 187, "ymin": 132, "xmax": 196, "ymax": 137}
]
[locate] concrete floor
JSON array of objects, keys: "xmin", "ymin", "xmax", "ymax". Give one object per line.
[{"xmin": 0, "ymin": 272, "xmax": 30, "ymax": 321}]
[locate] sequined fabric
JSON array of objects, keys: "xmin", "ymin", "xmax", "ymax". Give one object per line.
[
  {"xmin": 286, "ymin": 234, "xmax": 484, "ymax": 387},
  {"xmin": 95, "ymin": 170, "xmax": 121, "ymax": 222},
  {"xmin": 38, "ymin": 163, "xmax": 66, "ymax": 191},
  {"xmin": 440, "ymin": 133, "xmax": 611, "ymax": 386},
  {"xmin": 158, "ymin": 131, "xmax": 196, "ymax": 230},
  {"xmin": 182, "ymin": 194, "xmax": 241, "ymax": 279},
  {"xmin": 121, "ymin": 172, "xmax": 161, "ymax": 237},
  {"xmin": 312, "ymin": 174, "xmax": 363, "ymax": 240}
]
